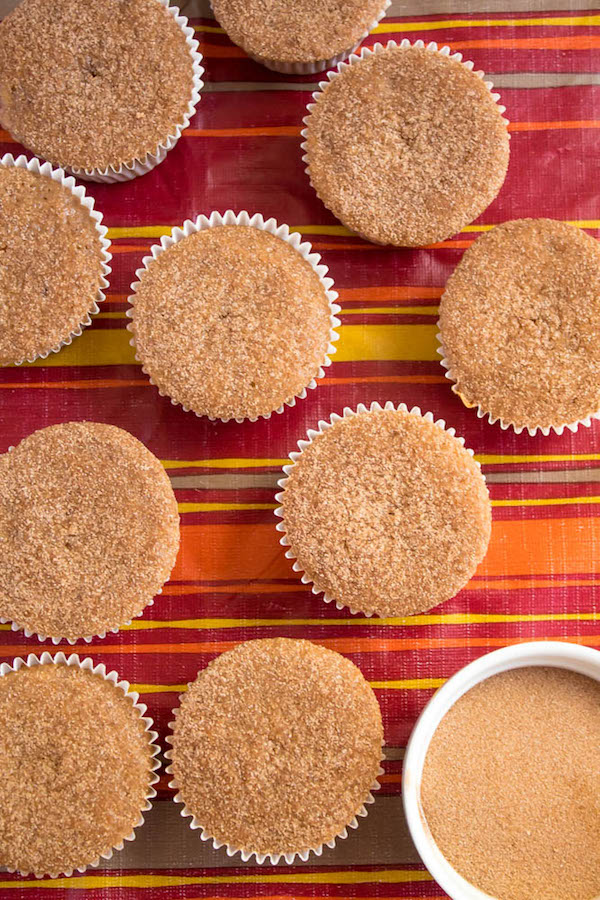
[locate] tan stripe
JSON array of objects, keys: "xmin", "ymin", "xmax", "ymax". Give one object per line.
[
  {"xmin": 486, "ymin": 468, "xmax": 600, "ymax": 484},
  {"xmin": 171, "ymin": 473, "xmax": 279, "ymax": 489},
  {"xmin": 203, "ymin": 74, "xmax": 600, "ymax": 92}
]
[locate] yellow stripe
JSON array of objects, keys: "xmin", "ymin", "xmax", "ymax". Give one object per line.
[
  {"xmin": 493, "ymin": 495, "xmax": 600, "ymax": 508},
  {"xmin": 0, "ymin": 871, "xmax": 432, "ymax": 889},
  {"xmin": 341, "ymin": 306, "xmax": 439, "ymax": 316},
  {"xmin": 373, "ymin": 15, "xmax": 600, "ymax": 31},
  {"xmin": 476, "ymin": 453, "xmax": 600, "ymax": 465},
  {"xmin": 163, "ymin": 458, "xmax": 288, "ymax": 469},
  {"xmin": 22, "ymin": 325, "xmax": 438, "ymax": 367},
  {"xmin": 131, "ymin": 678, "xmax": 445, "ymax": 693},
  {"xmin": 178, "ymin": 502, "xmax": 278, "ymax": 512},
  {"xmin": 194, "ymin": 24, "xmax": 225, "ymax": 32},
  {"xmin": 464, "ymin": 220, "xmax": 600, "ymax": 232}
]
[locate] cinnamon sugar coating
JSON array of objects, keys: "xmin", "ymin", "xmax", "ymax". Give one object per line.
[
  {"xmin": 421, "ymin": 666, "xmax": 600, "ymax": 900},
  {"xmin": 280, "ymin": 408, "xmax": 491, "ymax": 617},
  {"xmin": 130, "ymin": 226, "xmax": 334, "ymax": 420},
  {"xmin": 211, "ymin": 0, "xmax": 387, "ymax": 65},
  {"xmin": 304, "ymin": 45, "xmax": 509, "ymax": 246},
  {"xmin": 0, "ymin": 166, "xmax": 104, "ymax": 365},
  {"xmin": 0, "ymin": 0, "xmax": 194, "ymax": 171},
  {"xmin": 0, "ymin": 422, "xmax": 179, "ymax": 640},
  {"xmin": 169, "ymin": 638, "xmax": 383, "ymax": 856},
  {"xmin": 0, "ymin": 664, "xmax": 153, "ymax": 877},
  {"xmin": 439, "ymin": 218, "xmax": 600, "ymax": 430}
]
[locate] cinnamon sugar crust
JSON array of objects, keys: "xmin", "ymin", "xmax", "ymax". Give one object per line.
[
  {"xmin": 280, "ymin": 408, "xmax": 491, "ymax": 617},
  {"xmin": 421, "ymin": 666, "xmax": 600, "ymax": 900},
  {"xmin": 169, "ymin": 638, "xmax": 383, "ymax": 856},
  {"xmin": 439, "ymin": 218, "xmax": 600, "ymax": 430},
  {"xmin": 0, "ymin": 0, "xmax": 194, "ymax": 171},
  {"xmin": 0, "ymin": 422, "xmax": 180, "ymax": 640},
  {"xmin": 0, "ymin": 664, "xmax": 153, "ymax": 877},
  {"xmin": 304, "ymin": 45, "xmax": 510, "ymax": 246},
  {"xmin": 211, "ymin": 0, "xmax": 387, "ymax": 65},
  {"xmin": 0, "ymin": 166, "xmax": 104, "ymax": 365},
  {"xmin": 130, "ymin": 225, "xmax": 334, "ymax": 420}
]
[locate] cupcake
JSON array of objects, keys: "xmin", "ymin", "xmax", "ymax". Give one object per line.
[
  {"xmin": 0, "ymin": 653, "xmax": 159, "ymax": 878},
  {"xmin": 166, "ymin": 638, "xmax": 383, "ymax": 864},
  {"xmin": 438, "ymin": 219, "xmax": 600, "ymax": 435},
  {"xmin": 275, "ymin": 402, "xmax": 491, "ymax": 618},
  {"xmin": 0, "ymin": 154, "xmax": 111, "ymax": 366},
  {"xmin": 0, "ymin": 0, "xmax": 203, "ymax": 182},
  {"xmin": 211, "ymin": 0, "xmax": 390, "ymax": 74},
  {"xmin": 0, "ymin": 422, "xmax": 180, "ymax": 642},
  {"xmin": 127, "ymin": 211, "xmax": 340, "ymax": 422},
  {"xmin": 303, "ymin": 41, "xmax": 510, "ymax": 246}
]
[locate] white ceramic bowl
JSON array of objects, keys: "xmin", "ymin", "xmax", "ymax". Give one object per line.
[{"xmin": 402, "ymin": 641, "xmax": 600, "ymax": 900}]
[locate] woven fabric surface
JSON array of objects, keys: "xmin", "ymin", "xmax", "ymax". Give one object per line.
[{"xmin": 0, "ymin": 0, "xmax": 599, "ymax": 896}]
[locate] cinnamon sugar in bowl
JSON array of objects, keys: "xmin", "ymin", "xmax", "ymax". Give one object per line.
[{"xmin": 403, "ymin": 642, "xmax": 600, "ymax": 900}]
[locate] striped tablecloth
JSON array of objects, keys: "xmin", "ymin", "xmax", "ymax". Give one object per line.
[{"xmin": 0, "ymin": 0, "xmax": 599, "ymax": 897}]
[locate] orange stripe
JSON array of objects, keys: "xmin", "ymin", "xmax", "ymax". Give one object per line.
[
  {"xmin": 338, "ymin": 286, "xmax": 443, "ymax": 301},
  {"xmin": 187, "ymin": 126, "xmax": 301, "ymax": 136},
  {"xmin": 379, "ymin": 775, "xmax": 403, "ymax": 783},
  {"xmin": 173, "ymin": 518, "xmax": 600, "ymax": 582},
  {"xmin": 323, "ymin": 375, "xmax": 448, "ymax": 385},
  {"xmin": 510, "ymin": 119, "xmax": 600, "ymax": 131}
]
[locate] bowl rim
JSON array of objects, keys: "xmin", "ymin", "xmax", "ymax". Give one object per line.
[{"xmin": 402, "ymin": 640, "xmax": 600, "ymax": 900}]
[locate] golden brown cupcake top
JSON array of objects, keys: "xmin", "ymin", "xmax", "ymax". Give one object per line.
[
  {"xmin": 0, "ymin": 663, "xmax": 153, "ymax": 876},
  {"xmin": 439, "ymin": 219, "xmax": 600, "ymax": 431},
  {"xmin": 212, "ymin": 0, "xmax": 387, "ymax": 65},
  {"xmin": 0, "ymin": 422, "xmax": 179, "ymax": 640},
  {"xmin": 0, "ymin": 0, "xmax": 194, "ymax": 171},
  {"xmin": 129, "ymin": 225, "xmax": 335, "ymax": 421},
  {"xmin": 169, "ymin": 638, "xmax": 383, "ymax": 857},
  {"xmin": 0, "ymin": 166, "xmax": 105, "ymax": 365},
  {"xmin": 279, "ymin": 407, "xmax": 491, "ymax": 617},
  {"xmin": 304, "ymin": 45, "xmax": 510, "ymax": 246}
]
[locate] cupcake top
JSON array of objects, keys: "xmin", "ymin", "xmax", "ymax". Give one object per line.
[
  {"xmin": 0, "ymin": 0, "xmax": 195, "ymax": 172},
  {"xmin": 304, "ymin": 44, "xmax": 510, "ymax": 246},
  {"xmin": 0, "ymin": 662, "xmax": 153, "ymax": 876},
  {"xmin": 211, "ymin": 0, "xmax": 387, "ymax": 66},
  {"xmin": 168, "ymin": 638, "xmax": 383, "ymax": 858},
  {"xmin": 129, "ymin": 225, "xmax": 335, "ymax": 421},
  {"xmin": 0, "ymin": 165, "xmax": 106, "ymax": 365},
  {"xmin": 279, "ymin": 407, "xmax": 491, "ymax": 617},
  {"xmin": 438, "ymin": 219, "xmax": 600, "ymax": 431},
  {"xmin": 0, "ymin": 422, "xmax": 179, "ymax": 640}
]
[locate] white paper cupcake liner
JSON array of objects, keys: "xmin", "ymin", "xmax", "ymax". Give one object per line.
[
  {"xmin": 64, "ymin": 0, "xmax": 204, "ymax": 183},
  {"xmin": 126, "ymin": 209, "xmax": 341, "ymax": 423},
  {"xmin": 301, "ymin": 39, "xmax": 510, "ymax": 245},
  {"xmin": 238, "ymin": 0, "xmax": 391, "ymax": 74},
  {"xmin": 436, "ymin": 330, "xmax": 600, "ymax": 437},
  {"xmin": 0, "ymin": 651, "xmax": 160, "ymax": 879},
  {"xmin": 164, "ymin": 692, "xmax": 385, "ymax": 865},
  {"xmin": 274, "ymin": 400, "xmax": 486, "ymax": 617},
  {"xmin": 0, "ymin": 152, "xmax": 112, "ymax": 366}
]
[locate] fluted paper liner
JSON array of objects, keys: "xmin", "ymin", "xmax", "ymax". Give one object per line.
[{"xmin": 127, "ymin": 209, "xmax": 341, "ymax": 423}]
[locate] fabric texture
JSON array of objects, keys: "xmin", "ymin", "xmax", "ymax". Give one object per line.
[{"xmin": 0, "ymin": 0, "xmax": 599, "ymax": 896}]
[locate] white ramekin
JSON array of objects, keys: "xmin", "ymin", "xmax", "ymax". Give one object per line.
[
  {"xmin": 403, "ymin": 641, "xmax": 600, "ymax": 900},
  {"xmin": 127, "ymin": 209, "xmax": 341, "ymax": 423},
  {"xmin": 0, "ymin": 152, "xmax": 112, "ymax": 365},
  {"xmin": 0, "ymin": 651, "xmax": 161, "ymax": 878}
]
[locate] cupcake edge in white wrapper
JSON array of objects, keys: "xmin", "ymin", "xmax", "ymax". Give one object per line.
[
  {"xmin": 126, "ymin": 209, "xmax": 341, "ymax": 423},
  {"xmin": 232, "ymin": 0, "xmax": 391, "ymax": 75},
  {"xmin": 274, "ymin": 400, "xmax": 486, "ymax": 618},
  {"xmin": 164, "ymin": 691, "xmax": 385, "ymax": 865},
  {"xmin": 66, "ymin": 0, "xmax": 204, "ymax": 183},
  {"xmin": 0, "ymin": 651, "xmax": 161, "ymax": 879},
  {"xmin": 436, "ymin": 330, "xmax": 600, "ymax": 437},
  {"xmin": 0, "ymin": 152, "xmax": 112, "ymax": 365},
  {"xmin": 301, "ymin": 39, "xmax": 510, "ymax": 245}
]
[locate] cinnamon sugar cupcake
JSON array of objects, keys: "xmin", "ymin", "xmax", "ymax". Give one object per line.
[
  {"xmin": 128, "ymin": 211, "xmax": 340, "ymax": 422},
  {"xmin": 0, "ymin": 654, "xmax": 159, "ymax": 878},
  {"xmin": 276, "ymin": 403, "xmax": 491, "ymax": 618},
  {"xmin": 303, "ymin": 41, "xmax": 510, "ymax": 246},
  {"xmin": 0, "ymin": 155, "xmax": 111, "ymax": 366},
  {"xmin": 211, "ymin": 0, "xmax": 390, "ymax": 74},
  {"xmin": 0, "ymin": 0, "xmax": 203, "ymax": 181},
  {"xmin": 0, "ymin": 422, "xmax": 180, "ymax": 642},
  {"xmin": 438, "ymin": 219, "xmax": 600, "ymax": 435},
  {"xmin": 166, "ymin": 638, "xmax": 383, "ymax": 863}
]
